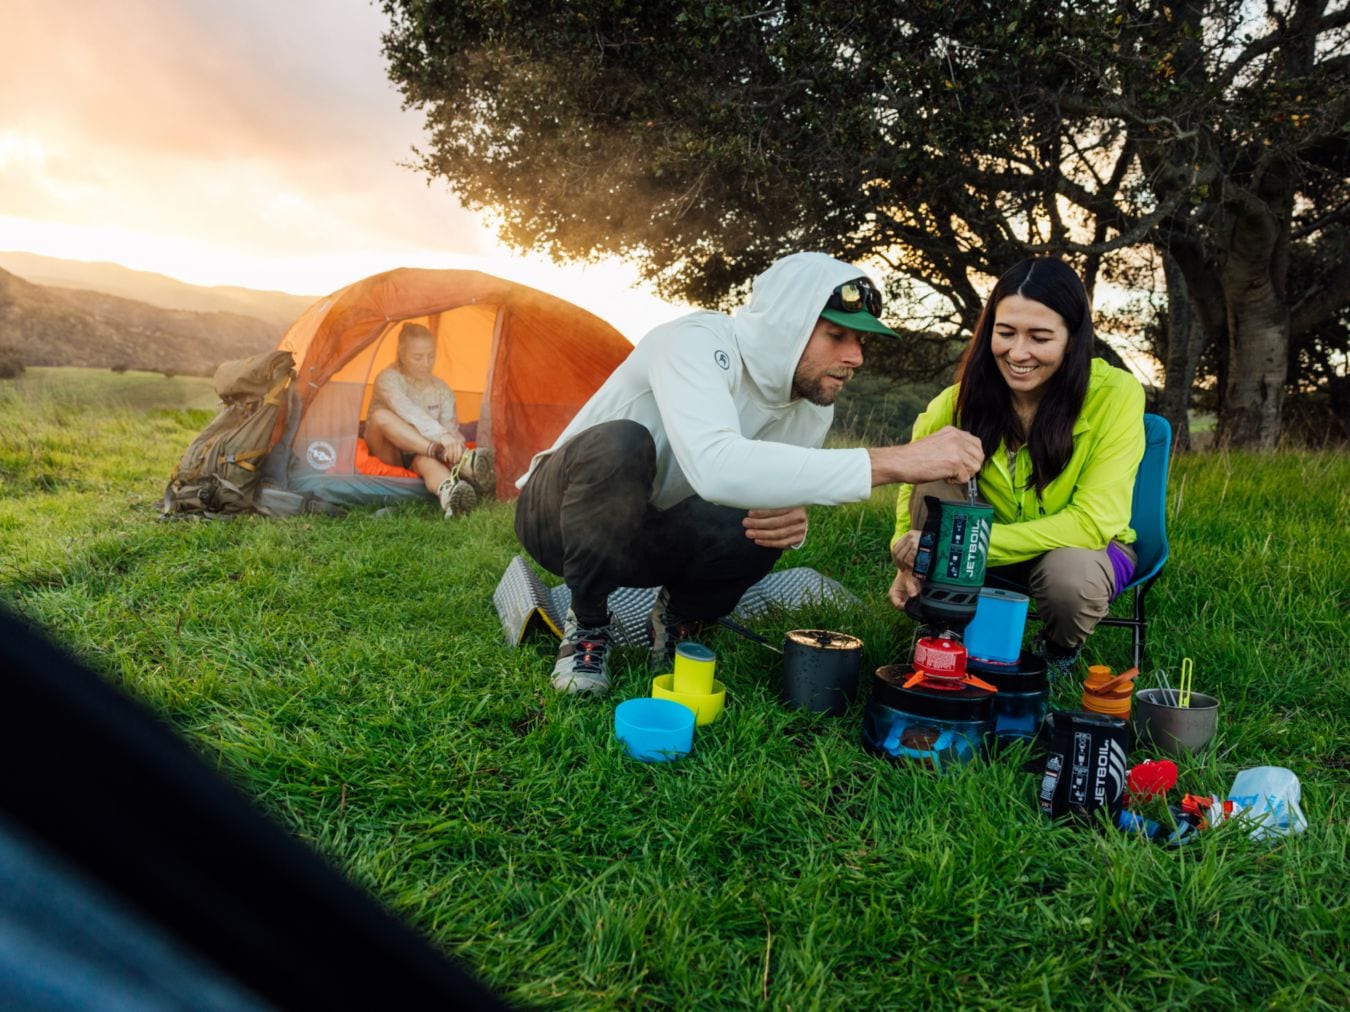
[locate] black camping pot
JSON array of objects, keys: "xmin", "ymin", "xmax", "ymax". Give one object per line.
[
  {"xmin": 967, "ymin": 650, "xmax": 1050, "ymax": 743},
  {"xmin": 779, "ymin": 629, "xmax": 863, "ymax": 716}
]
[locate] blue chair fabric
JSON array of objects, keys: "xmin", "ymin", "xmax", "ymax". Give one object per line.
[{"xmin": 1095, "ymin": 412, "xmax": 1172, "ymax": 668}]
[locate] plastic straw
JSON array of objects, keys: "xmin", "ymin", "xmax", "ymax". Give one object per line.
[
  {"xmin": 1156, "ymin": 666, "xmax": 1177, "ymax": 707},
  {"xmin": 1179, "ymin": 657, "xmax": 1194, "ymax": 708}
]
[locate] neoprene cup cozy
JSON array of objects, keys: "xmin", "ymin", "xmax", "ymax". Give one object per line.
[{"xmin": 1037, "ymin": 711, "xmax": 1129, "ymax": 822}]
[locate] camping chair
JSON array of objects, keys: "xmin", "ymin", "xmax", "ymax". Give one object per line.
[
  {"xmin": 994, "ymin": 413, "xmax": 1172, "ymax": 670},
  {"xmin": 1094, "ymin": 413, "xmax": 1172, "ymax": 669}
]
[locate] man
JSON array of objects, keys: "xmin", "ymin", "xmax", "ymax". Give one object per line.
[{"xmin": 515, "ymin": 252, "xmax": 984, "ymax": 695}]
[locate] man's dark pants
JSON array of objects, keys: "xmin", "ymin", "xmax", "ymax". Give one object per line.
[{"xmin": 514, "ymin": 420, "xmax": 781, "ymax": 627}]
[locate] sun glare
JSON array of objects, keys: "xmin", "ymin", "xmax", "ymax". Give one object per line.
[
  {"xmin": 0, "ymin": 131, "xmax": 46, "ymax": 171},
  {"xmin": 0, "ymin": 213, "xmax": 689, "ymax": 342}
]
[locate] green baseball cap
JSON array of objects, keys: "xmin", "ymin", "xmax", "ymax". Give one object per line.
[{"xmin": 820, "ymin": 277, "xmax": 899, "ymax": 337}]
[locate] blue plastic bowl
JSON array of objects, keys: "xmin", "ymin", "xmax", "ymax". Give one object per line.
[{"xmin": 614, "ymin": 698, "xmax": 695, "ymax": 762}]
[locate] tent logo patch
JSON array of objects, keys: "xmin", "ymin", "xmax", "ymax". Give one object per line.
[
  {"xmin": 714, "ymin": 350, "xmax": 730, "ymax": 370},
  {"xmin": 306, "ymin": 440, "xmax": 337, "ymax": 470}
]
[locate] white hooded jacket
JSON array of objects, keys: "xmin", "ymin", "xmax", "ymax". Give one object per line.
[{"xmin": 518, "ymin": 253, "xmax": 876, "ymax": 510}]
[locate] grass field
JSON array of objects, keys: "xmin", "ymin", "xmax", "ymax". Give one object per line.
[{"xmin": 1, "ymin": 368, "xmax": 1347, "ymax": 1008}]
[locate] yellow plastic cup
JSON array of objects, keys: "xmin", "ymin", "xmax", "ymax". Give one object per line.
[
  {"xmin": 651, "ymin": 673, "xmax": 726, "ymax": 726},
  {"xmin": 672, "ymin": 642, "xmax": 716, "ymax": 695}
]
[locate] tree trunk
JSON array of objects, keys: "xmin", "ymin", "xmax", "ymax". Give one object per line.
[
  {"xmin": 1158, "ymin": 250, "xmax": 1205, "ymax": 450},
  {"xmin": 1220, "ymin": 293, "xmax": 1289, "ymax": 448},
  {"xmin": 1217, "ymin": 207, "xmax": 1291, "ymax": 449}
]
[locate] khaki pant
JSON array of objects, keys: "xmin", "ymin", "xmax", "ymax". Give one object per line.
[{"xmin": 906, "ymin": 481, "xmax": 1137, "ymax": 650}]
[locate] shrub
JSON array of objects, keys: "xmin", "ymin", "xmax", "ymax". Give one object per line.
[{"xmin": 0, "ymin": 345, "xmax": 25, "ymax": 379}]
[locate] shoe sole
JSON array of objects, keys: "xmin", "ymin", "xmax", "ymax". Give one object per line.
[
  {"xmin": 549, "ymin": 670, "xmax": 609, "ymax": 696},
  {"xmin": 445, "ymin": 480, "xmax": 479, "ymax": 518},
  {"xmin": 469, "ymin": 448, "xmax": 496, "ymax": 500}
]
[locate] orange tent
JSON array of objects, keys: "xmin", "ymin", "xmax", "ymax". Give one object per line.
[{"xmin": 274, "ymin": 268, "xmax": 632, "ymax": 504}]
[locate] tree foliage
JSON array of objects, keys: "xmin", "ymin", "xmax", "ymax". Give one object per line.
[{"xmin": 382, "ymin": 0, "xmax": 1349, "ymax": 446}]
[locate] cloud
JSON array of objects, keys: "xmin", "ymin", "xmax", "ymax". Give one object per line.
[
  {"xmin": 0, "ymin": 0, "xmax": 687, "ymax": 334},
  {"xmin": 0, "ymin": 0, "xmax": 495, "ymax": 278}
]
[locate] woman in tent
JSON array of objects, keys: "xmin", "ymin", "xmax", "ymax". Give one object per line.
[
  {"xmin": 364, "ymin": 322, "xmax": 495, "ymax": 517},
  {"xmin": 888, "ymin": 258, "xmax": 1145, "ymax": 677}
]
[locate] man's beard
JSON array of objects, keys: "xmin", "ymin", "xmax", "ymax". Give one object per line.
[{"xmin": 792, "ymin": 370, "xmax": 852, "ymax": 406}]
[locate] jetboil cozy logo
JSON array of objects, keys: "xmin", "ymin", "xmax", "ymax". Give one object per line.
[
  {"xmin": 943, "ymin": 513, "xmax": 991, "ymax": 584},
  {"xmin": 964, "ymin": 517, "xmax": 991, "ymax": 581},
  {"xmin": 1068, "ymin": 730, "xmax": 1127, "ymax": 808},
  {"xmin": 1038, "ymin": 716, "xmax": 1128, "ymax": 819}
]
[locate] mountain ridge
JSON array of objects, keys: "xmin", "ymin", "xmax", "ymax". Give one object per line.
[
  {"xmin": 0, "ymin": 251, "xmax": 316, "ymax": 333},
  {"xmin": 0, "ymin": 267, "xmax": 283, "ymax": 377}
]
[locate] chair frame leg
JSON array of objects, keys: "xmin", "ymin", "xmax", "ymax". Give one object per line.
[{"xmin": 1095, "ymin": 577, "xmax": 1159, "ymax": 671}]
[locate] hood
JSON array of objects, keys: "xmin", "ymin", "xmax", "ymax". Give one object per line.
[{"xmin": 732, "ymin": 252, "xmax": 878, "ymax": 405}]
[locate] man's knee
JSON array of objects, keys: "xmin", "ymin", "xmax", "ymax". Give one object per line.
[{"xmin": 559, "ymin": 420, "xmax": 656, "ymax": 487}]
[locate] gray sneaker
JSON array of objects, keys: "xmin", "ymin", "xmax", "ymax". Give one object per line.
[
  {"xmin": 550, "ymin": 609, "xmax": 613, "ymax": 696},
  {"xmin": 646, "ymin": 587, "xmax": 706, "ymax": 673},
  {"xmin": 441, "ymin": 478, "xmax": 479, "ymax": 518},
  {"xmin": 457, "ymin": 447, "xmax": 496, "ymax": 500}
]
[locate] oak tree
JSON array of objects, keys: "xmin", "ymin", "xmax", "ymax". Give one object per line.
[{"xmin": 382, "ymin": 0, "xmax": 1349, "ymax": 446}]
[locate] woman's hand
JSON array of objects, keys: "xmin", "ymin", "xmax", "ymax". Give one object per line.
[
  {"xmin": 743, "ymin": 507, "xmax": 808, "ymax": 549},
  {"xmin": 891, "ymin": 529, "xmax": 921, "ymax": 570},
  {"xmin": 888, "ymin": 567, "xmax": 921, "ymax": 609},
  {"xmin": 888, "ymin": 529, "xmax": 923, "ymax": 609},
  {"xmin": 437, "ymin": 431, "xmax": 466, "ymax": 466}
]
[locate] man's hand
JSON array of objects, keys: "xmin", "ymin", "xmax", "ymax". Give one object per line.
[
  {"xmin": 743, "ymin": 507, "xmax": 808, "ymax": 549},
  {"xmin": 868, "ymin": 426, "xmax": 984, "ymax": 486}
]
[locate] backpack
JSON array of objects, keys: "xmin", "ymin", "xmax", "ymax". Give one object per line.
[{"xmin": 162, "ymin": 350, "xmax": 296, "ymax": 516}]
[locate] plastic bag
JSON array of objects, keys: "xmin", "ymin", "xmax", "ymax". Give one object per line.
[{"xmin": 1226, "ymin": 766, "xmax": 1308, "ymax": 841}]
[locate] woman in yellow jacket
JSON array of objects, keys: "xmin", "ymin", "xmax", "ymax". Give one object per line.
[{"xmin": 890, "ymin": 258, "xmax": 1145, "ymax": 676}]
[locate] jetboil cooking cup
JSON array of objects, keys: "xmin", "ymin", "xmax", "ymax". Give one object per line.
[
  {"xmin": 905, "ymin": 496, "xmax": 995, "ymax": 634},
  {"xmin": 779, "ymin": 630, "xmax": 863, "ymax": 716}
]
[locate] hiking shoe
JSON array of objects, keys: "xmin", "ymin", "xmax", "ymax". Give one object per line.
[
  {"xmin": 439, "ymin": 478, "xmax": 479, "ymax": 518},
  {"xmin": 454, "ymin": 447, "xmax": 497, "ymax": 500},
  {"xmin": 646, "ymin": 587, "xmax": 706, "ymax": 673},
  {"xmin": 1032, "ymin": 633, "xmax": 1081, "ymax": 681},
  {"xmin": 550, "ymin": 609, "xmax": 613, "ymax": 696}
]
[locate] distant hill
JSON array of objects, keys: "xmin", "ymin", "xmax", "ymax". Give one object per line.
[
  {"xmin": 0, "ymin": 268, "xmax": 280, "ymax": 377},
  {"xmin": 0, "ymin": 251, "xmax": 315, "ymax": 333}
]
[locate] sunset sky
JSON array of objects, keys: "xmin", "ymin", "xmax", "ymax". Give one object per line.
[{"xmin": 0, "ymin": 0, "xmax": 689, "ymax": 340}]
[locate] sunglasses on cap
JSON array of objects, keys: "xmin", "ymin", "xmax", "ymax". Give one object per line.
[{"xmin": 825, "ymin": 278, "xmax": 883, "ymax": 318}]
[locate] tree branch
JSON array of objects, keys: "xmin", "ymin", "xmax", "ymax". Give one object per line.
[
  {"xmin": 1212, "ymin": 5, "xmax": 1350, "ymax": 95},
  {"xmin": 1291, "ymin": 257, "xmax": 1350, "ymax": 336},
  {"xmin": 1291, "ymin": 200, "xmax": 1350, "ymax": 240}
]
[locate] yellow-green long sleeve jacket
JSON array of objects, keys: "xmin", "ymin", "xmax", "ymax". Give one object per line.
[{"xmin": 892, "ymin": 360, "xmax": 1145, "ymax": 566}]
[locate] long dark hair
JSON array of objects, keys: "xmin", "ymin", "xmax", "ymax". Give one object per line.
[{"xmin": 954, "ymin": 258, "xmax": 1093, "ymax": 495}]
